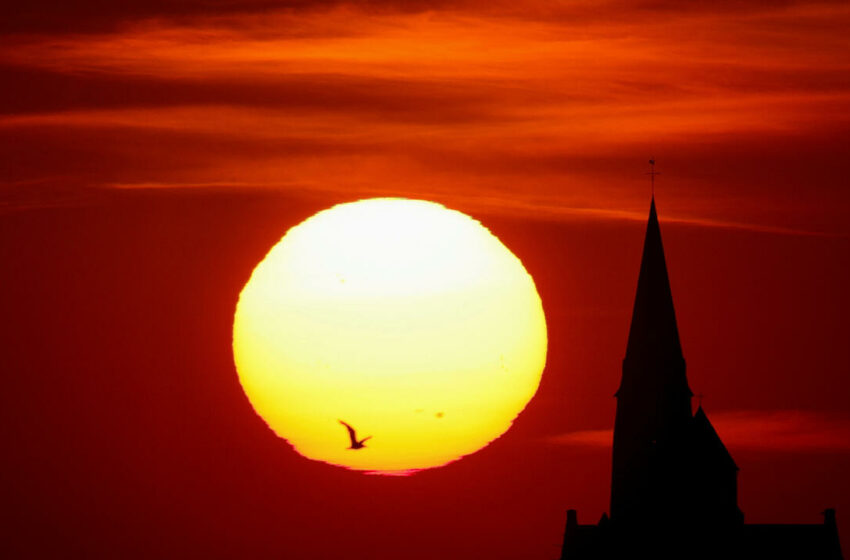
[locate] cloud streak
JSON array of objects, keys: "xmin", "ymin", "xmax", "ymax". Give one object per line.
[
  {"xmin": 550, "ymin": 410, "xmax": 850, "ymax": 453},
  {"xmin": 1, "ymin": 2, "xmax": 849, "ymax": 232}
]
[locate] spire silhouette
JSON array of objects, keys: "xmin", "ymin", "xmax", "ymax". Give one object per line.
[
  {"xmin": 562, "ymin": 183, "xmax": 843, "ymax": 560},
  {"xmin": 622, "ymin": 197, "xmax": 683, "ymax": 369},
  {"xmin": 611, "ymin": 197, "xmax": 693, "ymax": 520}
]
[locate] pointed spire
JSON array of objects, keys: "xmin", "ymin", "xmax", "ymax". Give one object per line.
[
  {"xmin": 611, "ymin": 195, "xmax": 694, "ymax": 521},
  {"xmin": 624, "ymin": 197, "xmax": 683, "ymax": 365}
]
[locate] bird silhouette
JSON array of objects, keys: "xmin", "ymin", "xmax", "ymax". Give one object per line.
[{"xmin": 338, "ymin": 420, "xmax": 372, "ymax": 449}]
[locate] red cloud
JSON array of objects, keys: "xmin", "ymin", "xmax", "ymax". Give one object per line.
[
  {"xmin": 2, "ymin": 2, "xmax": 849, "ymax": 233},
  {"xmin": 550, "ymin": 410, "xmax": 850, "ymax": 452}
]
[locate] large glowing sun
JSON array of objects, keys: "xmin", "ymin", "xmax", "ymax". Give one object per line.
[{"xmin": 233, "ymin": 198, "xmax": 547, "ymax": 474}]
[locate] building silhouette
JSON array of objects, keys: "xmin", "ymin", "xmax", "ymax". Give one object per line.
[{"xmin": 560, "ymin": 197, "xmax": 844, "ymax": 560}]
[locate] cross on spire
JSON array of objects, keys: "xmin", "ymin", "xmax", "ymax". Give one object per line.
[{"xmin": 647, "ymin": 158, "xmax": 660, "ymax": 197}]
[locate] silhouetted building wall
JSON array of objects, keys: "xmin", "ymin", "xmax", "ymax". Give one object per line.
[{"xmin": 560, "ymin": 198, "xmax": 843, "ymax": 560}]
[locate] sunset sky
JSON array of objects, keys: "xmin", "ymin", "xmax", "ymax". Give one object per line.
[{"xmin": 2, "ymin": 1, "xmax": 849, "ymax": 558}]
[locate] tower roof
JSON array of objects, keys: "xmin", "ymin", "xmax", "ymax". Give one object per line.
[
  {"xmin": 691, "ymin": 406, "xmax": 738, "ymax": 471},
  {"xmin": 624, "ymin": 197, "xmax": 684, "ymax": 364}
]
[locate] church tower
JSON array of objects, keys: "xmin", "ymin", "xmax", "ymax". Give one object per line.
[
  {"xmin": 610, "ymin": 196, "xmax": 693, "ymax": 522},
  {"xmin": 560, "ymin": 179, "xmax": 842, "ymax": 560}
]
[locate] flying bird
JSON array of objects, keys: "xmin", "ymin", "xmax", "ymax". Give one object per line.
[{"xmin": 339, "ymin": 420, "xmax": 372, "ymax": 450}]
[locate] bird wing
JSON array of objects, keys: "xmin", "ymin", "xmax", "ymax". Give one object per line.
[{"xmin": 338, "ymin": 420, "xmax": 357, "ymax": 444}]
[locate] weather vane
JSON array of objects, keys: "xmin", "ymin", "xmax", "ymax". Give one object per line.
[{"xmin": 647, "ymin": 158, "xmax": 660, "ymax": 196}]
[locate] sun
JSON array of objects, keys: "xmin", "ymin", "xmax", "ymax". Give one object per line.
[{"xmin": 232, "ymin": 198, "xmax": 547, "ymax": 474}]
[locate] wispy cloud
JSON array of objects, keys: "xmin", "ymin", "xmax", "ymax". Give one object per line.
[
  {"xmin": 549, "ymin": 410, "xmax": 850, "ymax": 452},
  {"xmin": 1, "ymin": 2, "xmax": 849, "ymax": 231}
]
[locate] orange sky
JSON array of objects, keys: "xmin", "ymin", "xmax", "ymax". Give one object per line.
[
  {"xmin": 2, "ymin": 2, "xmax": 850, "ymax": 558},
  {"xmin": 3, "ymin": 1, "xmax": 850, "ymax": 231}
]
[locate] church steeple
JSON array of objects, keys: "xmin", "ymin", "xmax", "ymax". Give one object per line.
[
  {"xmin": 610, "ymin": 196, "xmax": 693, "ymax": 521},
  {"xmin": 561, "ymin": 177, "xmax": 843, "ymax": 560},
  {"xmin": 621, "ymin": 197, "xmax": 684, "ymax": 377}
]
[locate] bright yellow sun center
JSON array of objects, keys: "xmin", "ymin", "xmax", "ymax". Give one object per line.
[{"xmin": 232, "ymin": 198, "xmax": 547, "ymax": 474}]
